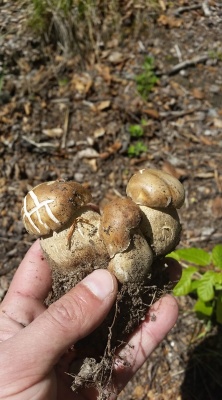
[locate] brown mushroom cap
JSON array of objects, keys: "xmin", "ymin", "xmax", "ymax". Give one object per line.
[
  {"xmin": 126, "ymin": 169, "xmax": 185, "ymax": 209},
  {"xmin": 99, "ymin": 197, "xmax": 142, "ymax": 258},
  {"xmin": 22, "ymin": 180, "xmax": 92, "ymax": 235}
]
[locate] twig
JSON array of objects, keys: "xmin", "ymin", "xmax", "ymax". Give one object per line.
[
  {"xmin": 202, "ymin": 0, "xmax": 211, "ymax": 17},
  {"xmin": 159, "ymin": 107, "xmax": 206, "ymax": 120},
  {"xmin": 174, "ymin": 44, "xmax": 183, "ymax": 63},
  {"xmin": 173, "ymin": 5, "xmax": 202, "ymax": 16},
  {"xmin": 21, "ymin": 136, "xmax": 59, "ymax": 149},
  {"xmin": 167, "ymin": 55, "xmax": 208, "ymax": 75},
  {"xmin": 61, "ymin": 107, "xmax": 70, "ymax": 149}
]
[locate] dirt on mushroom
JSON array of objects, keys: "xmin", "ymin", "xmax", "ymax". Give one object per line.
[{"xmin": 21, "ymin": 168, "xmax": 185, "ymax": 399}]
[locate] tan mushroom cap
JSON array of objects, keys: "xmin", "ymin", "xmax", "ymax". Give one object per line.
[
  {"xmin": 139, "ymin": 205, "xmax": 181, "ymax": 257},
  {"xmin": 22, "ymin": 180, "xmax": 92, "ymax": 235},
  {"xmin": 126, "ymin": 168, "xmax": 185, "ymax": 209},
  {"xmin": 108, "ymin": 229, "xmax": 153, "ymax": 283},
  {"xmin": 99, "ymin": 197, "xmax": 142, "ymax": 258}
]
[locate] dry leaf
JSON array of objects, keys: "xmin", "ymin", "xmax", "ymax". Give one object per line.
[
  {"xmin": 213, "ymin": 118, "xmax": 222, "ymax": 128},
  {"xmin": 200, "ymin": 136, "xmax": 215, "ymax": 145},
  {"xmin": 170, "ymin": 81, "xmax": 186, "ymax": 97},
  {"xmin": 108, "ymin": 51, "xmax": 124, "ymax": 64},
  {"xmin": 95, "ymin": 64, "xmax": 112, "ymax": 84},
  {"xmin": 84, "ymin": 158, "xmax": 98, "ymax": 172},
  {"xmin": 162, "ymin": 162, "xmax": 187, "ymax": 180},
  {"xmin": 71, "ymin": 73, "xmax": 92, "ymax": 94},
  {"xmin": 17, "ymin": 58, "xmax": 31, "ymax": 73},
  {"xmin": 77, "ymin": 148, "xmax": 99, "ymax": 159},
  {"xmin": 93, "ymin": 127, "xmax": 105, "ymax": 138},
  {"xmin": 192, "ymin": 88, "xmax": 205, "ymax": 99},
  {"xmin": 143, "ymin": 108, "xmax": 160, "ymax": 119},
  {"xmin": 211, "ymin": 197, "xmax": 222, "ymax": 218},
  {"xmin": 43, "ymin": 128, "xmax": 63, "ymax": 138},
  {"xmin": 24, "ymin": 102, "xmax": 31, "ymax": 116},
  {"xmin": 94, "ymin": 100, "xmax": 111, "ymax": 112},
  {"xmin": 132, "ymin": 384, "xmax": 148, "ymax": 398},
  {"xmin": 158, "ymin": 14, "xmax": 183, "ymax": 28},
  {"xmin": 100, "ymin": 141, "xmax": 122, "ymax": 159},
  {"xmin": 159, "ymin": 0, "xmax": 166, "ymax": 11}
]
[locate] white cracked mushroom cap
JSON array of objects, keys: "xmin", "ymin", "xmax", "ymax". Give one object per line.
[
  {"xmin": 126, "ymin": 168, "xmax": 185, "ymax": 209},
  {"xmin": 21, "ymin": 180, "xmax": 92, "ymax": 235}
]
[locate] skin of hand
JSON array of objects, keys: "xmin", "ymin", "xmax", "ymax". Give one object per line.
[{"xmin": 0, "ymin": 240, "xmax": 180, "ymax": 400}]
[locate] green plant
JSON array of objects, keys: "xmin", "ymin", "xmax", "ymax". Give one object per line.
[
  {"xmin": 169, "ymin": 245, "xmax": 222, "ymax": 324},
  {"xmin": 135, "ymin": 56, "xmax": 159, "ymax": 99},
  {"xmin": 208, "ymin": 50, "xmax": 222, "ymax": 61},
  {"xmin": 28, "ymin": 0, "xmax": 82, "ymax": 52},
  {"xmin": 129, "ymin": 124, "xmax": 144, "ymax": 138},
  {"xmin": 58, "ymin": 76, "xmax": 69, "ymax": 86},
  {"xmin": 127, "ymin": 141, "xmax": 148, "ymax": 157}
]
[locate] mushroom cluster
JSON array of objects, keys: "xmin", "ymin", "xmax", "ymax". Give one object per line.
[
  {"xmin": 21, "ymin": 168, "xmax": 185, "ymax": 397},
  {"xmin": 21, "ymin": 169, "xmax": 184, "ymax": 285}
]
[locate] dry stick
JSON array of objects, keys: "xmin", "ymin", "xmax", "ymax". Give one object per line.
[
  {"xmin": 173, "ymin": 4, "xmax": 202, "ymax": 16},
  {"xmin": 167, "ymin": 55, "xmax": 208, "ymax": 76},
  {"xmin": 21, "ymin": 136, "xmax": 58, "ymax": 149},
  {"xmin": 159, "ymin": 107, "xmax": 207, "ymax": 120},
  {"xmin": 61, "ymin": 107, "xmax": 70, "ymax": 149},
  {"xmin": 174, "ymin": 1, "xmax": 212, "ymax": 16},
  {"xmin": 202, "ymin": 0, "xmax": 212, "ymax": 17}
]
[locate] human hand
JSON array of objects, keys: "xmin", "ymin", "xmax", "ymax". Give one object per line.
[{"xmin": 0, "ymin": 240, "xmax": 180, "ymax": 400}]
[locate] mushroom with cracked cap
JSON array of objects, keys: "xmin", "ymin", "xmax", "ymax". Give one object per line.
[
  {"xmin": 21, "ymin": 171, "xmax": 185, "ymax": 397},
  {"xmin": 21, "ymin": 180, "xmax": 92, "ymax": 236}
]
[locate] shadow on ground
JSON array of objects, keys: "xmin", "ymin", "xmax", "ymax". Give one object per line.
[{"xmin": 181, "ymin": 326, "xmax": 222, "ymax": 400}]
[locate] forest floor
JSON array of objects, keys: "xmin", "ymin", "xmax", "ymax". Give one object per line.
[{"xmin": 1, "ymin": 0, "xmax": 222, "ymax": 399}]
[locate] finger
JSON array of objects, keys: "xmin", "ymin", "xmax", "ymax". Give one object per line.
[
  {"xmin": 0, "ymin": 240, "xmax": 52, "ymax": 339},
  {"xmin": 0, "ymin": 269, "xmax": 118, "ymax": 382},
  {"xmin": 113, "ymin": 294, "xmax": 178, "ymax": 394}
]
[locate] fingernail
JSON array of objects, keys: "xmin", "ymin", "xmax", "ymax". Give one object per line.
[{"xmin": 82, "ymin": 270, "xmax": 115, "ymax": 300}]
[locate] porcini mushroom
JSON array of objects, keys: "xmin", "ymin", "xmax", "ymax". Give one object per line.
[
  {"xmin": 99, "ymin": 197, "xmax": 153, "ymax": 283},
  {"xmin": 21, "ymin": 180, "xmax": 92, "ymax": 235},
  {"xmin": 126, "ymin": 169, "xmax": 185, "ymax": 257},
  {"xmin": 126, "ymin": 168, "xmax": 185, "ymax": 209},
  {"xmin": 107, "ymin": 230, "xmax": 153, "ymax": 283},
  {"xmin": 21, "ymin": 170, "xmax": 185, "ymax": 397},
  {"xmin": 21, "ymin": 180, "xmax": 109, "ymax": 276},
  {"xmin": 99, "ymin": 197, "xmax": 142, "ymax": 258},
  {"xmin": 40, "ymin": 207, "xmax": 109, "ymax": 274}
]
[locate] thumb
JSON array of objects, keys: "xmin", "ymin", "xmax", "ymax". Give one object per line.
[{"xmin": 1, "ymin": 269, "xmax": 118, "ymax": 376}]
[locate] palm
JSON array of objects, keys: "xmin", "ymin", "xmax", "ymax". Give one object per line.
[{"xmin": 0, "ymin": 241, "xmax": 180, "ymax": 400}]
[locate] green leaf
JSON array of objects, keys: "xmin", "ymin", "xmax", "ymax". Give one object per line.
[
  {"xmin": 197, "ymin": 271, "xmax": 215, "ymax": 302},
  {"xmin": 129, "ymin": 124, "xmax": 144, "ymax": 138},
  {"xmin": 212, "ymin": 245, "xmax": 222, "ymax": 269},
  {"xmin": 213, "ymin": 272, "xmax": 222, "ymax": 285},
  {"xmin": 216, "ymin": 292, "xmax": 222, "ymax": 324},
  {"xmin": 173, "ymin": 267, "xmax": 198, "ymax": 296},
  {"xmin": 194, "ymin": 299, "xmax": 213, "ymax": 317},
  {"xmin": 190, "ymin": 280, "xmax": 201, "ymax": 291},
  {"xmin": 175, "ymin": 248, "xmax": 211, "ymax": 266}
]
